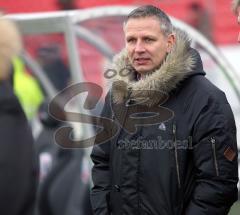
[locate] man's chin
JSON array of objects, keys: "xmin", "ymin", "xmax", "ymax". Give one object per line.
[{"xmin": 134, "ymin": 66, "xmax": 153, "ymax": 75}]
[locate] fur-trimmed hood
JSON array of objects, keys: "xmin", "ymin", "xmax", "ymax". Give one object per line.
[
  {"xmin": 110, "ymin": 28, "xmax": 205, "ymax": 106},
  {"xmin": 0, "ymin": 16, "xmax": 22, "ymax": 81}
]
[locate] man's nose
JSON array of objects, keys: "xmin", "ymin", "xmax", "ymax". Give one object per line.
[{"xmin": 134, "ymin": 41, "xmax": 145, "ymax": 52}]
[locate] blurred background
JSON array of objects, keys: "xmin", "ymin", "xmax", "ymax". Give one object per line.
[{"xmin": 0, "ymin": 0, "xmax": 239, "ymax": 214}]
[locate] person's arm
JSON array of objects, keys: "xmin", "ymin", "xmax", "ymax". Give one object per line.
[
  {"xmin": 90, "ymin": 92, "xmax": 114, "ymax": 215},
  {"xmin": 185, "ymin": 92, "xmax": 238, "ymax": 215}
]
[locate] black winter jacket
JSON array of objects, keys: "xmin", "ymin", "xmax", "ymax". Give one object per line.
[
  {"xmin": 0, "ymin": 81, "xmax": 38, "ymax": 215},
  {"xmin": 91, "ymin": 29, "xmax": 238, "ymax": 215}
]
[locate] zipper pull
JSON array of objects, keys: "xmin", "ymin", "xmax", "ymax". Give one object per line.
[
  {"xmin": 210, "ymin": 137, "xmax": 216, "ymax": 144},
  {"xmin": 172, "ymin": 123, "xmax": 181, "ymax": 188},
  {"xmin": 173, "ymin": 124, "xmax": 176, "ymax": 134},
  {"xmin": 173, "ymin": 123, "xmax": 177, "ymax": 142},
  {"xmin": 210, "ymin": 137, "xmax": 219, "ymax": 176}
]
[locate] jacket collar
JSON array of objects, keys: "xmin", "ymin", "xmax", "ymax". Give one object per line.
[{"xmin": 110, "ymin": 28, "xmax": 204, "ymax": 106}]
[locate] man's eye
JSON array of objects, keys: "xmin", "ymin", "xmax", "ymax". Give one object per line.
[
  {"xmin": 127, "ymin": 38, "xmax": 135, "ymax": 43},
  {"xmin": 145, "ymin": 38, "xmax": 153, "ymax": 42}
]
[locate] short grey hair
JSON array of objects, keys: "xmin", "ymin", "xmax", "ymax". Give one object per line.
[
  {"xmin": 124, "ymin": 5, "xmax": 173, "ymax": 36},
  {"xmin": 232, "ymin": 0, "xmax": 240, "ymax": 14}
]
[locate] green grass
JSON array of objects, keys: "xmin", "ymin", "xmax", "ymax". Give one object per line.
[{"xmin": 228, "ymin": 201, "xmax": 240, "ymax": 215}]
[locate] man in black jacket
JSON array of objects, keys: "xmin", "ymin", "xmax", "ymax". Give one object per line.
[
  {"xmin": 0, "ymin": 16, "xmax": 38, "ymax": 215},
  {"xmin": 91, "ymin": 5, "xmax": 238, "ymax": 215}
]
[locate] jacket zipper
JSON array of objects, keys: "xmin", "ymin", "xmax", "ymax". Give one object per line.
[
  {"xmin": 123, "ymin": 89, "xmax": 142, "ymax": 214},
  {"xmin": 173, "ymin": 123, "xmax": 181, "ymax": 188},
  {"xmin": 125, "ymin": 90, "xmax": 142, "ymax": 214},
  {"xmin": 210, "ymin": 137, "xmax": 219, "ymax": 176},
  {"xmin": 137, "ymin": 142, "xmax": 141, "ymax": 215},
  {"xmin": 108, "ymin": 90, "xmax": 132, "ymax": 215},
  {"xmin": 110, "ymin": 90, "xmax": 131, "ymax": 186}
]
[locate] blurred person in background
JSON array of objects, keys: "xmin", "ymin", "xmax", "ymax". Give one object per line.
[
  {"xmin": 57, "ymin": 0, "xmax": 77, "ymax": 10},
  {"xmin": 36, "ymin": 44, "xmax": 71, "ymax": 92},
  {"xmin": 0, "ymin": 15, "xmax": 38, "ymax": 215},
  {"xmin": 12, "ymin": 56, "xmax": 44, "ymax": 121},
  {"xmin": 232, "ymin": 0, "xmax": 240, "ymax": 42},
  {"xmin": 186, "ymin": 1, "xmax": 213, "ymax": 42},
  {"xmin": 34, "ymin": 99, "xmax": 93, "ymax": 215}
]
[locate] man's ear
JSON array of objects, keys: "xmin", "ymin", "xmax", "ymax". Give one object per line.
[{"xmin": 166, "ymin": 33, "xmax": 176, "ymax": 53}]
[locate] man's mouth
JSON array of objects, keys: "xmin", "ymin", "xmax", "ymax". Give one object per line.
[{"xmin": 134, "ymin": 58, "xmax": 150, "ymax": 65}]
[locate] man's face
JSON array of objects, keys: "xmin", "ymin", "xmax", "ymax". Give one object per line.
[{"xmin": 124, "ymin": 17, "xmax": 175, "ymax": 75}]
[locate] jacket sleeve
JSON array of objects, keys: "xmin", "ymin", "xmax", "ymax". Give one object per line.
[
  {"xmin": 185, "ymin": 93, "xmax": 239, "ymax": 215},
  {"xmin": 90, "ymin": 92, "xmax": 114, "ymax": 215}
]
